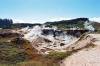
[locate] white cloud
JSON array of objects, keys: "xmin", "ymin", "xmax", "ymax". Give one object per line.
[
  {"xmin": 13, "ymin": 19, "xmax": 25, "ymax": 23},
  {"xmin": 12, "ymin": 17, "xmax": 74, "ymax": 24},
  {"xmin": 47, "ymin": 17, "xmax": 74, "ymax": 22},
  {"xmin": 89, "ymin": 17, "xmax": 100, "ymax": 23}
]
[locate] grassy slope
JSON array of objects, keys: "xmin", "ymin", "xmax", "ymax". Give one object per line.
[{"xmin": 0, "ymin": 32, "xmax": 59, "ymax": 66}]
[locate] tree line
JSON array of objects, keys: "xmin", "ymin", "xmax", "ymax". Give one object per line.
[
  {"xmin": 0, "ymin": 19, "xmax": 13, "ymax": 28},
  {"xmin": 0, "ymin": 18, "xmax": 41, "ymax": 29}
]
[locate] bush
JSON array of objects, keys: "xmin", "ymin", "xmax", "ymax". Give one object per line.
[{"xmin": 46, "ymin": 51, "xmax": 67, "ymax": 60}]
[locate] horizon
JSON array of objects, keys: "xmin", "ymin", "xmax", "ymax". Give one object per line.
[
  {"xmin": 0, "ymin": 17, "xmax": 100, "ymax": 24},
  {"xmin": 0, "ymin": 0, "xmax": 100, "ymax": 23}
]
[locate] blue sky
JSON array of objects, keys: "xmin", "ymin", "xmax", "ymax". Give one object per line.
[{"xmin": 0, "ymin": 0, "xmax": 100, "ymax": 23}]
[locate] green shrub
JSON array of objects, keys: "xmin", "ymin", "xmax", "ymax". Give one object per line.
[{"xmin": 46, "ymin": 51, "xmax": 67, "ymax": 60}]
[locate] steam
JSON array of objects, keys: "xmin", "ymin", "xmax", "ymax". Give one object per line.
[
  {"xmin": 24, "ymin": 25, "xmax": 73, "ymax": 43},
  {"xmin": 84, "ymin": 21, "xmax": 95, "ymax": 31},
  {"xmin": 24, "ymin": 25, "xmax": 42, "ymax": 42},
  {"xmin": 21, "ymin": 26, "xmax": 30, "ymax": 32},
  {"xmin": 23, "ymin": 25, "xmax": 77, "ymax": 53}
]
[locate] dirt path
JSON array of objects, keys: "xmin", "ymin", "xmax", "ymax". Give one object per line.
[{"xmin": 60, "ymin": 34, "xmax": 100, "ymax": 66}]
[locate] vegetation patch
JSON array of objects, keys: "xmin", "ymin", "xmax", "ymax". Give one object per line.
[
  {"xmin": 46, "ymin": 51, "xmax": 68, "ymax": 61},
  {"xmin": 0, "ymin": 33, "xmax": 59, "ymax": 66}
]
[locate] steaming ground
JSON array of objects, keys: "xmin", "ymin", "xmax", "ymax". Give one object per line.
[
  {"xmin": 20, "ymin": 20, "xmax": 95, "ymax": 54},
  {"xmin": 22, "ymin": 26, "xmax": 78, "ymax": 54}
]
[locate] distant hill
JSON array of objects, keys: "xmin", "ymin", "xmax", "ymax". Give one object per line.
[{"xmin": 44, "ymin": 18, "xmax": 89, "ymax": 29}]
